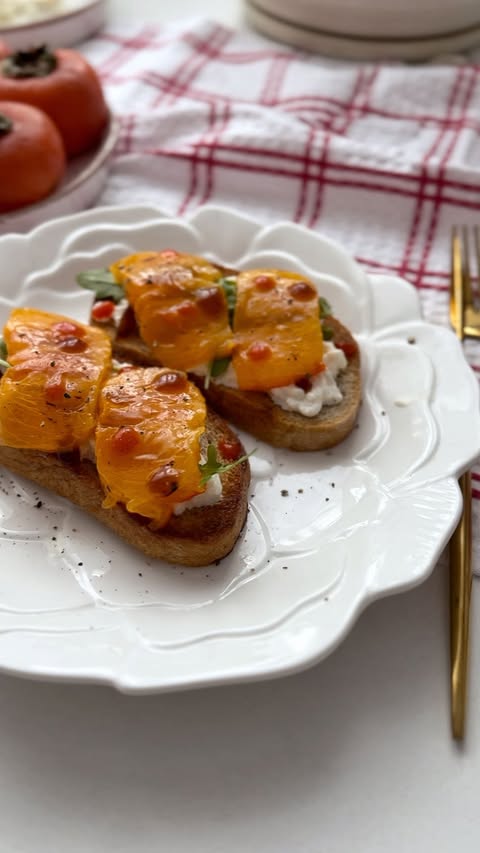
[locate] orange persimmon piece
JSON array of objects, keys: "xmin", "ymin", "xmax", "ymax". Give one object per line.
[
  {"xmin": 110, "ymin": 251, "xmax": 234, "ymax": 371},
  {"xmin": 0, "ymin": 308, "xmax": 111, "ymax": 452},
  {"xmin": 95, "ymin": 367, "xmax": 207, "ymax": 527},
  {"xmin": 232, "ymin": 269, "xmax": 324, "ymax": 391}
]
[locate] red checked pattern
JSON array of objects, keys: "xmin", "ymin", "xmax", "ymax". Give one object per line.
[{"xmin": 80, "ymin": 19, "xmax": 480, "ymax": 550}]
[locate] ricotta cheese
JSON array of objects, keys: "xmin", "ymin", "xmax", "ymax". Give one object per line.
[
  {"xmin": 173, "ymin": 473, "xmax": 222, "ymax": 515},
  {"xmin": 207, "ymin": 341, "xmax": 348, "ymax": 418}
]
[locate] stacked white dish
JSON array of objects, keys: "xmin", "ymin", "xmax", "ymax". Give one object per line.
[{"xmin": 245, "ymin": 0, "xmax": 480, "ymax": 60}]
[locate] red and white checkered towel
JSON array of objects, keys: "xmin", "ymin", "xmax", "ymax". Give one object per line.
[{"xmin": 81, "ymin": 17, "xmax": 480, "ymax": 565}]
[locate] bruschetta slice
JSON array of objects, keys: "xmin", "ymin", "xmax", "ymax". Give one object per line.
[
  {"xmin": 0, "ymin": 308, "xmax": 250, "ymax": 565},
  {"xmin": 80, "ymin": 251, "xmax": 361, "ymax": 451}
]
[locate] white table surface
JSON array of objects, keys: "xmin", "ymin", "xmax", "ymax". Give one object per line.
[{"xmin": 1, "ymin": 2, "xmax": 480, "ymax": 852}]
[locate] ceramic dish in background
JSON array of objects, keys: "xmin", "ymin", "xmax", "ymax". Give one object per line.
[
  {"xmin": 0, "ymin": 112, "xmax": 119, "ymax": 235},
  {"xmin": 247, "ymin": 0, "xmax": 480, "ymax": 39},
  {"xmin": 0, "ymin": 204, "xmax": 478, "ymax": 694},
  {"xmin": 245, "ymin": 0, "xmax": 480, "ymax": 60},
  {"xmin": 0, "ymin": 0, "xmax": 106, "ymax": 49}
]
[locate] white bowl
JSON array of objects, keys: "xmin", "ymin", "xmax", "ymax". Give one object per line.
[{"xmin": 0, "ymin": 0, "xmax": 106, "ymax": 49}]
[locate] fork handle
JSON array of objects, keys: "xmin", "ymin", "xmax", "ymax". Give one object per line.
[{"xmin": 450, "ymin": 471, "xmax": 473, "ymax": 740}]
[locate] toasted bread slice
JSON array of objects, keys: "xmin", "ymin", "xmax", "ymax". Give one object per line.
[
  {"xmin": 109, "ymin": 316, "xmax": 361, "ymax": 452},
  {"xmin": 200, "ymin": 317, "xmax": 361, "ymax": 451},
  {"xmin": 0, "ymin": 411, "xmax": 250, "ymax": 567}
]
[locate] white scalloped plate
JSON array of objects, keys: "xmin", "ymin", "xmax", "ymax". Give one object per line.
[{"xmin": 0, "ymin": 205, "xmax": 478, "ymax": 693}]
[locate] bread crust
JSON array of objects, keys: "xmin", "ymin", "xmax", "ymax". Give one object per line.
[
  {"xmin": 110, "ymin": 317, "xmax": 361, "ymax": 451},
  {"xmin": 0, "ymin": 411, "xmax": 250, "ymax": 566}
]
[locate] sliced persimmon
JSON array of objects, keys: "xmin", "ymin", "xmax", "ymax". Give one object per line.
[
  {"xmin": 0, "ymin": 308, "xmax": 111, "ymax": 451},
  {"xmin": 95, "ymin": 367, "xmax": 207, "ymax": 527},
  {"xmin": 110, "ymin": 252, "xmax": 233, "ymax": 370},
  {"xmin": 232, "ymin": 269, "xmax": 324, "ymax": 391}
]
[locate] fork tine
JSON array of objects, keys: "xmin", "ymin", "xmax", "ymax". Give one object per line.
[{"xmin": 450, "ymin": 227, "xmax": 464, "ymax": 340}]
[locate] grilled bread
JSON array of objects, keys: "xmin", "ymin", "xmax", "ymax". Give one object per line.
[
  {"xmin": 0, "ymin": 409, "xmax": 250, "ymax": 566},
  {"xmin": 109, "ymin": 315, "xmax": 360, "ymax": 451},
  {"xmin": 0, "ymin": 308, "xmax": 250, "ymax": 566},
  {"xmin": 82, "ymin": 251, "xmax": 362, "ymax": 451}
]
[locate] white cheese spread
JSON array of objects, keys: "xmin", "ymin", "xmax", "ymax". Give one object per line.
[
  {"xmin": 269, "ymin": 343, "xmax": 347, "ymax": 417},
  {"xmin": 201, "ymin": 341, "xmax": 348, "ymax": 418},
  {"xmin": 173, "ymin": 474, "xmax": 222, "ymax": 515},
  {"xmin": 112, "ymin": 298, "xmax": 129, "ymax": 329}
]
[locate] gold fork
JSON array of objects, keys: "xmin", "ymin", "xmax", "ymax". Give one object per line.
[
  {"xmin": 449, "ymin": 226, "xmax": 475, "ymax": 740},
  {"xmin": 450, "ymin": 226, "xmax": 480, "ymax": 339}
]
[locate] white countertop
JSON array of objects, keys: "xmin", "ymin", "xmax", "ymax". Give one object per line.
[{"xmin": 1, "ymin": 2, "xmax": 479, "ymax": 852}]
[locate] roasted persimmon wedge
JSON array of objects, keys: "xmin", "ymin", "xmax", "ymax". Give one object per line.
[
  {"xmin": 232, "ymin": 269, "xmax": 324, "ymax": 391},
  {"xmin": 95, "ymin": 367, "xmax": 207, "ymax": 527},
  {"xmin": 0, "ymin": 308, "xmax": 111, "ymax": 452},
  {"xmin": 110, "ymin": 251, "xmax": 234, "ymax": 371}
]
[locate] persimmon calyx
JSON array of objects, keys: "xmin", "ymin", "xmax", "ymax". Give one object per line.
[
  {"xmin": 1, "ymin": 45, "xmax": 57, "ymax": 79},
  {"xmin": 0, "ymin": 113, "xmax": 12, "ymax": 135}
]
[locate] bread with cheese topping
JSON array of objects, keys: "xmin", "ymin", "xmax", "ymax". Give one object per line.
[
  {"xmin": 109, "ymin": 315, "xmax": 361, "ymax": 452},
  {"xmin": 84, "ymin": 253, "xmax": 361, "ymax": 451},
  {"xmin": 0, "ymin": 308, "xmax": 250, "ymax": 566},
  {"xmin": 0, "ymin": 409, "xmax": 250, "ymax": 566}
]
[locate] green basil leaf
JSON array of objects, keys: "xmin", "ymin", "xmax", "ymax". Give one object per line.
[
  {"xmin": 319, "ymin": 296, "xmax": 332, "ymax": 318},
  {"xmin": 199, "ymin": 443, "xmax": 254, "ymax": 486},
  {"xmin": 210, "ymin": 356, "xmax": 231, "ymax": 378},
  {"xmin": 0, "ymin": 358, "xmax": 10, "ymax": 372},
  {"xmin": 322, "ymin": 324, "xmax": 334, "ymax": 341},
  {"xmin": 0, "ymin": 338, "xmax": 7, "ymax": 361},
  {"xmin": 204, "ymin": 355, "xmax": 232, "ymax": 390},
  {"xmin": 76, "ymin": 269, "xmax": 125, "ymax": 304},
  {"xmin": 220, "ymin": 277, "xmax": 237, "ymax": 323}
]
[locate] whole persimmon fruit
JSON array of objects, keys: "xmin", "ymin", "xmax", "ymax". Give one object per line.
[
  {"xmin": 0, "ymin": 45, "xmax": 109, "ymax": 157},
  {"xmin": 0, "ymin": 100, "xmax": 66, "ymax": 213}
]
